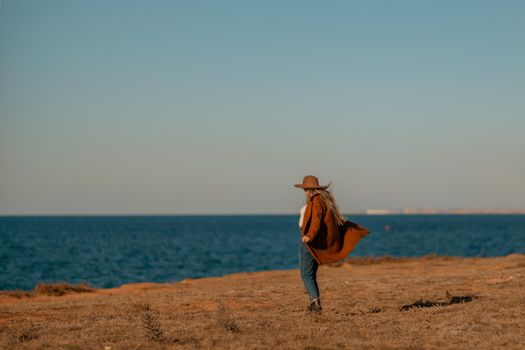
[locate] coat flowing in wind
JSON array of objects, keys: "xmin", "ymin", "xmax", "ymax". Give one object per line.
[{"xmin": 301, "ymin": 193, "xmax": 369, "ymax": 264}]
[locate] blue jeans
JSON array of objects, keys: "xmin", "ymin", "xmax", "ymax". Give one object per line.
[{"xmin": 299, "ymin": 240, "xmax": 320, "ymax": 301}]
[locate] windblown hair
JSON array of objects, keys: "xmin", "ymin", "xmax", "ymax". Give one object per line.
[{"xmin": 305, "ymin": 183, "xmax": 346, "ymax": 226}]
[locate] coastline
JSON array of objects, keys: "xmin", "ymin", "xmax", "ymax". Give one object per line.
[{"xmin": 1, "ymin": 254, "xmax": 523, "ymax": 349}]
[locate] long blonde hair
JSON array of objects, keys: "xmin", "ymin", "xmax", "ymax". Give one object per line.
[{"xmin": 305, "ymin": 183, "xmax": 346, "ymax": 226}]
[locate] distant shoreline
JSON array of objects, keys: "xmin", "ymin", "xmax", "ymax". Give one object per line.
[{"xmin": 352, "ymin": 208, "xmax": 525, "ymax": 215}]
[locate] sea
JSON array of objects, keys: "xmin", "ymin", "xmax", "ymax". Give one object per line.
[{"xmin": 1, "ymin": 215, "xmax": 524, "ymax": 291}]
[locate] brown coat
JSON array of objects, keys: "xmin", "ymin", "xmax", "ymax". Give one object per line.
[{"xmin": 301, "ymin": 193, "xmax": 369, "ymax": 264}]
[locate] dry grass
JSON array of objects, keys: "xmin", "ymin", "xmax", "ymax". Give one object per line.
[
  {"xmin": 130, "ymin": 301, "xmax": 166, "ymax": 342},
  {"xmin": 0, "ymin": 282, "xmax": 95, "ymax": 299},
  {"xmin": 33, "ymin": 282, "xmax": 95, "ymax": 296},
  {"xmin": 0, "ymin": 289, "xmax": 33, "ymax": 299},
  {"xmin": 399, "ymin": 291, "xmax": 478, "ymax": 311},
  {"xmin": 0, "ymin": 254, "xmax": 523, "ymax": 349},
  {"xmin": 216, "ymin": 302, "xmax": 240, "ymax": 333}
]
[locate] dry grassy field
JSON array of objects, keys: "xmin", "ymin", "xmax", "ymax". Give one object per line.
[{"xmin": 1, "ymin": 254, "xmax": 524, "ymax": 349}]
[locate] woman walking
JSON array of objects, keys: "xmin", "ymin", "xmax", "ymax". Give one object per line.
[{"xmin": 295, "ymin": 175, "xmax": 369, "ymax": 314}]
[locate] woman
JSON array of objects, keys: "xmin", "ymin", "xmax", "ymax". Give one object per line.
[{"xmin": 295, "ymin": 175, "xmax": 369, "ymax": 314}]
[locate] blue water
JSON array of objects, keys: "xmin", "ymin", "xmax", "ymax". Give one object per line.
[{"xmin": 1, "ymin": 215, "xmax": 524, "ymax": 291}]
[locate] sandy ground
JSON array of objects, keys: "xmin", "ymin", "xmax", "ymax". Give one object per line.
[{"xmin": 0, "ymin": 254, "xmax": 524, "ymax": 350}]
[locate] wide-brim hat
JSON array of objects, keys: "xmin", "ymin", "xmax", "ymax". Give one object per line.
[{"xmin": 294, "ymin": 175, "xmax": 328, "ymax": 189}]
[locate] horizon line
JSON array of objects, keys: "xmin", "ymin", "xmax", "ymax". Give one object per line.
[{"xmin": 1, "ymin": 208, "xmax": 525, "ymax": 216}]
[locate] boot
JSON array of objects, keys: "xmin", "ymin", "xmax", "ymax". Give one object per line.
[{"xmin": 307, "ymin": 297, "xmax": 322, "ymax": 314}]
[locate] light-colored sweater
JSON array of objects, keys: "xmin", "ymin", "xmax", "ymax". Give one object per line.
[{"xmin": 299, "ymin": 204, "xmax": 307, "ymax": 228}]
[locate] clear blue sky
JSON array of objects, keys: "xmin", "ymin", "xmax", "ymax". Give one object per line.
[{"xmin": 1, "ymin": 0, "xmax": 524, "ymax": 214}]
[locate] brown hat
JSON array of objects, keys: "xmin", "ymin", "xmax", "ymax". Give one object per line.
[{"xmin": 294, "ymin": 175, "xmax": 328, "ymax": 189}]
